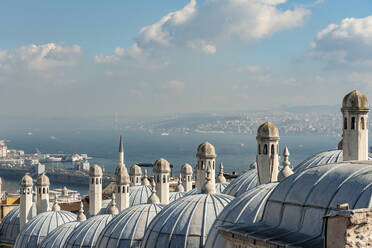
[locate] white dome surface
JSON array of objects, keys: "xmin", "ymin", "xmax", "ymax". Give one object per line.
[
  {"xmin": 169, "ymin": 192, "xmax": 186, "ymax": 202},
  {"xmin": 141, "ymin": 193, "xmax": 234, "ymax": 248},
  {"xmin": 39, "ymin": 221, "xmax": 80, "ymax": 248},
  {"xmin": 64, "ymin": 214, "xmax": 113, "ymax": 248},
  {"xmin": 185, "ymin": 182, "xmax": 229, "ymax": 196},
  {"xmin": 129, "ymin": 185, "xmax": 152, "ymax": 206},
  {"xmin": 14, "ymin": 210, "xmax": 76, "ymax": 248},
  {"xmin": 96, "ymin": 204, "xmax": 164, "ymax": 248},
  {"xmin": 222, "ymin": 169, "xmax": 259, "ymax": 197},
  {"xmin": 0, "ymin": 203, "xmax": 37, "ymax": 245},
  {"xmin": 205, "ymin": 183, "xmax": 278, "ymax": 248}
]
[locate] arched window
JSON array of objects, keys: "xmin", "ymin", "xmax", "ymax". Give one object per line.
[
  {"xmin": 344, "ymin": 117, "xmax": 347, "ymax": 129},
  {"xmin": 96, "ymin": 178, "xmax": 99, "ymax": 184},
  {"xmin": 188, "ymin": 175, "xmax": 191, "ymax": 182},
  {"xmin": 361, "ymin": 117, "xmax": 365, "ymax": 130},
  {"xmin": 258, "ymin": 144, "xmax": 261, "ymax": 154},
  {"xmin": 271, "ymin": 144, "xmax": 275, "ymax": 155},
  {"xmin": 136, "ymin": 178, "xmax": 139, "ymax": 183},
  {"xmin": 163, "ymin": 176, "xmax": 166, "ymax": 183},
  {"xmin": 157, "ymin": 175, "xmax": 160, "ymax": 183},
  {"xmin": 38, "ymin": 188, "xmax": 41, "ymax": 194},
  {"xmin": 43, "ymin": 188, "xmax": 45, "ymax": 194},
  {"xmin": 27, "ymin": 188, "xmax": 30, "ymax": 194},
  {"xmin": 91, "ymin": 178, "xmax": 94, "ymax": 184},
  {"xmin": 263, "ymin": 144, "xmax": 268, "ymax": 155},
  {"xmin": 351, "ymin": 117, "xmax": 356, "ymax": 130}
]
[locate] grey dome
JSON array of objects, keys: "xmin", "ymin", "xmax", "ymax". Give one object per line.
[
  {"xmin": 257, "ymin": 122, "xmax": 279, "ymax": 139},
  {"xmin": 39, "ymin": 221, "xmax": 80, "ymax": 248},
  {"xmin": 96, "ymin": 204, "xmax": 164, "ymax": 248},
  {"xmin": 141, "ymin": 193, "xmax": 234, "ymax": 248},
  {"xmin": 222, "ymin": 169, "xmax": 259, "ymax": 197},
  {"xmin": 153, "ymin": 158, "xmax": 171, "ymax": 173},
  {"xmin": 196, "ymin": 142, "xmax": 216, "ymax": 158},
  {"xmin": 342, "ymin": 90, "xmax": 369, "ymax": 110},
  {"xmin": 89, "ymin": 164, "xmax": 103, "ymax": 177},
  {"xmin": 294, "ymin": 149, "xmax": 372, "ymax": 173},
  {"xmin": 14, "ymin": 210, "xmax": 76, "ymax": 248},
  {"xmin": 129, "ymin": 185, "xmax": 152, "ymax": 206},
  {"xmin": 129, "ymin": 164, "xmax": 142, "ymax": 176},
  {"xmin": 20, "ymin": 173, "xmax": 33, "ymax": 187},
  {"xmin": 180, "ymin": 163, "xmax": 192, "ymax": 175},
  {"xmin": 228, "ymin": 161, "xmax": 372, "ymax": 247},
  {"xmin": 0, "ymin": 204, "xmax": 37, "ymax": 245},
  {"xmin": 205, "ymin": 183, "xmax": 278, "ymax": 248},
  {"xmin": 64, "ymin": 214, "xmax": 113, "ymax": 248},
  {"xmin": 36, "ymin": 173, "xmax": 50, "ymax": 186}
]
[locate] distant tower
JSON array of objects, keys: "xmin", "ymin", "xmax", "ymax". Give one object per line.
[
  {"xmin": 20, "ymin": 173, "xmax": 33, "ymax": 230},
  {"xmin": 180, "ymin": 163, "xmax": 193, "ymax": 192},
  {"xmin": 36, "ymin": 173, "xmax": 50, "ymax": 214},
  {"xmin": 196, "ymin": 142, "xmax": 216, "ymax": 192},
  {"xmin": 89, "ymin": 164, "xmax": 103, "ymax": 216},
  {"xmin": 129, "ymin": 164, "xmax": 142, "ymax": 186},
  {"xmin": 115, "ymin": 163, "xmax": 130, "ymax": 211},
  {"xmin": 278, "ymin": 146, "xmax": 293, "ymax": 181},
  {"xmin": 342, "ymin": 90, "xmax": 370, "ymax": 161},
  {"xmin": 216, "ymin": 163, "xmax": 226, "ymax": 183},
  {"xmin": 256, "ymin": 122, "xmax": 280, "ymax": 184},
  {"xmin": 153, "ymin": 158, "xmax": 170, "ymax": 204},
  {"xmin": 142, "ymin": 169, "xmax": 150, "ymax": 186}
]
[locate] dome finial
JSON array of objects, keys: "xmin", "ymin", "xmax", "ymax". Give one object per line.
[
  {"xmin": 278, "ymin": 146, "xmax": 294, "ymax": 181},
  {"xmin": 176, "ymin": 174, "xmax": 185, "ymax": 192},
  {"xmin": 147, "ymin": 179, "xmax": 160, "ymax": 204},
  {"xmin": 108, "ymin": 194, "xmax": 119, "ymax": 215},
  {"xmin": 142, "ymin": 169, "xmax": 150, "ymax": 186},
  {"xmin": 53, "ymin": 200, "xmax": 60, "ymax": 211},
  {"xmin": 77, "ymin": 201, "xmax": 86, "ymax": 221},
  {"xmin": 202, "ymin": 165, "xmax": 216, "ymax": 194},
  {"xmin": 216, "ymin": 162, "xmax": 226, "ymax": 183}
]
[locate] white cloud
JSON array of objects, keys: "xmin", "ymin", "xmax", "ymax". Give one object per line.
[
  {"xmin": 162, "ymin": 80, "xmax": 185, "ymax": 91},
  {"xmin": 309, "ymin": 16, "xmax": 372, "ymax": 66},
  {"xmin": 187, "ymin": 40, "xmax": 216, "ymax": 54}
]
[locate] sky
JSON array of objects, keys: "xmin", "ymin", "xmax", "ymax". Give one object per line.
[{"xmin": 1, "ymin": 0, "xmax": 372, "ymax": 121}]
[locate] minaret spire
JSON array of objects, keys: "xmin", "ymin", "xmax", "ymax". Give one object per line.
[{"xmin": 119, "ymin": 134, "xmax": 124, "ymax": 165}]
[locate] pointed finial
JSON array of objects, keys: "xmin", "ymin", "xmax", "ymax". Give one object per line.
[
  {"xmin": 108, "ymin": 194, "xmax": 119, "ymax": 215},
  {"xmin": 216, "ymin": 162, "xmax": 226, "ymax": 183},
  {"xmin": 147, "ymin": 178, "xmax": 160, "ymax": 204},
  {"xmin": 202, "ymin": 165, "xmax": 216, "ymax": 194},
  {"xmin": 278, "ymin": 146, "xmax": 294, "ymax": 181},
  {"xmin": 52, "ymin": 200, "xmax": 60, "ymax": 211},
  {"xmin": 142, "ymin": 169, "xmax": 150, "ymax": 186},
  {"xmin": 119, "ymin": 134, "xmax": 124, "ymax": 153},
  {"xmin": 176, "ymin": 174, "xmax": 185, "ymax": 192},
  {"xmin": 77, "ymin": 201, "xmax": 86, "ymax": 221}
]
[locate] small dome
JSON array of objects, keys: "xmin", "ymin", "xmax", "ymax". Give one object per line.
[
  {"xmin": 205, "ymin": 183, "xmax": 278, "ymax": 248},
  {"xmin": 116, "ymin": 164, "xmax": 130, "ymax": 185},
  {"xmin": 141, "ymin": 193, "xmax": 234, "ymax": 248},
  {"xmin": 14, "ymin": 210, "xmax": 76, "ymax": 248},
  {"xmin": 180, "ymin": 163, "xmax": 193, "ymax": 175},
  {"xmin": 222, "ymin": 169, "xmax": 259, "ymax": 197},
  {"xmin": 0, "ymin": 204, "xmax": 37, "ymax": 245},
  {"xmin": 64, "ymin": 214, "xmax": 113, "ymax": 248},
  {"xmin": 20, "ymin": 173, "xmax": 33, "ymax": 187},
  {"xmin": 39, "ymin": 221, "xmax": 80, "ymax": 248},
  {"xmin": 36, "ymin": 173, "xmax": 50, "ymax": 186},
  {"xmin": 89, "ymin": 164, "xmax": 103, "ymax": 177},
  {"xmin": 342, "ymin": 90, "xmax": 369, "ymax": 110},
  {"xmin": 153, "ymin": 158, "xmax": 171, "ymax": 173},
  {"xmin": 256, "ymin": 121, "xmax": 279, "ymax": 139},
  {"xmin": 129, "ymin": 164, "xmax": 142, "ymax": 176},
  {"xmin": 196, "ymin": 142, "xmax": 216, "ymax": 158},
  {"xmin": 96, "ymin": 204, "xmax": 164, "ymax": 248}
]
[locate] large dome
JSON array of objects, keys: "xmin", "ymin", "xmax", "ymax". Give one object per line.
[
  {"xmin": 96, "ymin": 204, "xmax": 164, "ymax": 248},
  {"xmin": 14, "ymin": 210, "xmax": 76, "ymax": 248},
  {"xmin": 64, "ymin": 214, "xmax": 113, "ymax": 248},
  {"xmin": 141, "ymin": 193, "xmax": 234, "ymax": 248},
  {"xmin": 196, "ymin": 142, "xmax": 216, "ymax": 158},
  {"xmin": 225, "ymin": 161, "xmax": 372, "ymax": 247},
  {"xmin": 222, "ymin": 169, "xmax": 259, "ymax": 197},
  {"xmin": 205, "ymin": 183, "xmax": 278, "ymax": 248},
  {"xmin": 342, "ymin": 90, "xmax": 369, "ymax": 110},
  {"xmin": 39, "ymin": 221, "xmax": 80, "ymax": 248}
]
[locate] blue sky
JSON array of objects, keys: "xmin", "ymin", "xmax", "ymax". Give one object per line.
[{"xmin": 1, "ymin": 0, "xmax": 372, "ymax": 118}]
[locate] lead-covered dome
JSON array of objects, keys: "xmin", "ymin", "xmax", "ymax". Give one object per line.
[
  {"xmin": 39, "ymin": 221, "xmax": 80, "ymax": 248},
  {"xmin": 342, "ymin": 90, "xmax": 369, "ymax": 110},
  {"xmin": 256, "ymin": 121, "xmax": 279, "ymax": 139},
  {"xmin": 205, "ymin": 183, "xmax": 278, "ymax": 248},
  {"xmin": 180, "ymin": 163, "xmax": 193, "ymax": 175},
  {"xmin": 64, "ymin": 214, "xmax": 113, "ymax": 248},
  {"xmin": 222, "ymin": 169, "xmax": 259, "ymax": 197},
  {"xmin": 129, "ymin": 185, "xmax": 152, "ymax": 206},
  {"xmin": 141, "ymin": 193, "xmax": 234, "ymax": 248},
  {"xmin": 169, "ymin": 192, "xmax": 186, "ymax": 202},
  {"xmin": 20, "ymin": 173, "xmax": 33, "ymax": 187},
  {"xmin": 153, "ymin": 158, "xmax": 171, "ymax": 173},
  {"xmin": 89, "ymin": 164, "xmax": 103, "ymax": 177},
  {"xmin": 0, "ymin": 204, "xmax": 37, "ymax": 245},
  {"xmin": 96, "ymin": 204, "xmax": 164, "ymax": 248},
  {"xmin": 196, "ymin": 142, "xmax": 216, "ymax": 158},
  {"xmin": 36, "ymin": 173, "xmax": 50, "ymax": 186},
  {"xmin": 129, "ymin": 164, "xmax": 142, "ymax": 176},
  {"xmin": 14, "ymin": 210, "xmax": 76, "ymax": 248}
]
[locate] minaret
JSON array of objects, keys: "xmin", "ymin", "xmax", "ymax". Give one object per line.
[
  {"xmin": 196, "ymin": 142, "xmax": 216, "ymax": 192},
  {"xmin": 202, "ymin": 165, "xmax": 216, "ymax": 194},
  {"xmin": 119, "ymin": 134, "xmax": 124, "ymax": 165},
  {"xmin": 181, "ymin": 163, "xmax": 193, "ymax": 192},
  {"xmin": 256, "ymin": 122, "xmax": 280, "ymax": 184},
  {"xmin": 216, "ymin": 163, "xmax": 226, "ymax": 183},
  {"xmin": 89, "ymin": 164, "xmax": 103, "ymax": 216},
  {"xmin": 129, "ymin": 164, "xmax": 142, "ymax": 186},
  {"xmin": 77, "ymin": 201, "xmax": 86, "ymax": 222},
  {"xmin": 20, "ymin": 173, "xmax": 33, "ymax": 230},
  {"xmin": 147, "ymin": 179, "xmax": 160, "ymax": 204},
  {"xmin": 278, "ymin": 146, "xmax": 294, "ymax": 181},
  {"xmin": 108, "ymin": 194, "xmax": 119, "ymax": 215},
  {"xmin": 142, "ymin": 169, "xmax": 150, "ymax": 186},
  {"xmin": 115, "ymin": 163, "xmax": 130, "ymax": 211},
  {"xmin": 36, "ymin": 173, "xmax": 50, "ymax": 214},
  {"xmin": 342, "ymin": 90, "xmax": 370, "ymax": 161},
  {"xmin": 176, "ymin": 175, "xmax": 185, "ymax": 192},
  {"xmin": 153, "ymin": 158, "xmax": 170, "ymax": 204}
]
